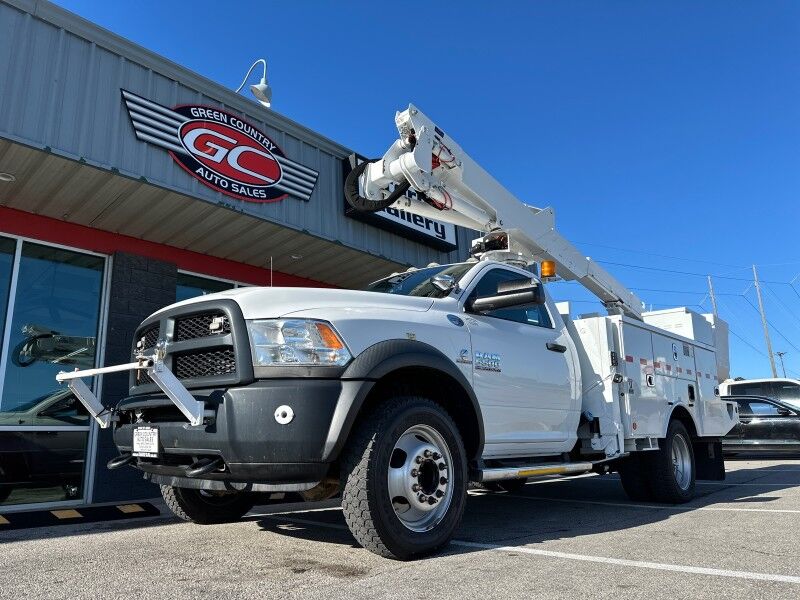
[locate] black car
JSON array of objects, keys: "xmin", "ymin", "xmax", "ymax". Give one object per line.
[{"xmin": 723, "ymin": 395, "xmax": 800, "ymax": 455}]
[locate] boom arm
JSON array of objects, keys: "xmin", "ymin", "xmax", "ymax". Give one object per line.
[{"xmin": 349, "ymin": 105, "xmax": 644, "ymax": 320}]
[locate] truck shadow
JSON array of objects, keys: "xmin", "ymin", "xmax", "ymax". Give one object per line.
[{"xmin": 254, "ymin": 461, "xmax": 800, "ymax": 555}]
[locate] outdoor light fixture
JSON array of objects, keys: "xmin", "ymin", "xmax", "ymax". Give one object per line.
[
  {"xmin": 0, "ymin": 172, "xmax": 16, "ymax": 182},
  {"xmin": 235, "ymin": 58, "xmax": 272, "ymax": 108}
]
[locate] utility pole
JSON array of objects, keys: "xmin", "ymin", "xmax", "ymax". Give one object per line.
[
  {"xmin": 776, "ymin": 351, "xmax": 787, "ymax": 378},
  {"xmin": 753, "ymin": 264, "xmax": 778, "ymax": 377},
  {"xmin": 707, "ymin": 275, "xmax": 719, "ymax": 317}
]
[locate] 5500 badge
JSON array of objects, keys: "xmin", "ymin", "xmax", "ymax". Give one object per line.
[{"xmin": 121, "ymin": 90, "xmax": 318, "ymax": 203}]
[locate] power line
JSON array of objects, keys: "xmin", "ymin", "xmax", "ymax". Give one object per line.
[
  {"xmin": 597, "ymin": 260, "xmax": 791, "ymax": 284},
  {"xmin": 572, "ymin": 240, "xmax": 746, "ymax": 269}
]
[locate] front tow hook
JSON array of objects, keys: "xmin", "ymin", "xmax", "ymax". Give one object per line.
[
  {"xmin": 107, "ymin": 453, "xmax": 135, "ymax": 470},
  {"xmin": 185, "ymin": 457, "xmax": 225, "ymax": 478}
]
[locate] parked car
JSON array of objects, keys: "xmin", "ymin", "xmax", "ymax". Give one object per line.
[
  {"xmin": 722, "ymin": 395, "xmax": 800, "ymax": 455},
  {"xmin": 0, "ymin": 389, "xmax": 88, "ymax": 504},
  {"xmin": 719, "ymin": 378, "xmax": 800, "ymax": 411}
]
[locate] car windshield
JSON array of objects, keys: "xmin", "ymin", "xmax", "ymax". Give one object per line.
[{"xmin": 364, "ymin": 263, "xmax": 474, "ymax": 298}]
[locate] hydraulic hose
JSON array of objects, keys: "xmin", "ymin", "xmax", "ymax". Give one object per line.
[{"xmin": 344, "ymin": 159, "xmax": 410, "ymax": 213}]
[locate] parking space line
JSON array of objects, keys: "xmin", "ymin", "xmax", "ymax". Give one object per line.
[
  {"xmin": 263, "ymin": 513, "xmax": 800, "ymax": 585},
  {"xmin": 450, "ymin": 540, "xmax": 800, "ymax": 584},
  {"xmin": 536, "ymin": 476, "xmax": 800, "ymax": 488},
  {"xmin": 503, "ymin": 494, "xmax": 800, "ymax": 514}
]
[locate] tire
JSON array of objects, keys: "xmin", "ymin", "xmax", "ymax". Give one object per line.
[
  {"xmin": 617, "ymin": 454, "xmax": 654, "ymax": 502},
  {"xmin": 649, "ymin": 420, "xmax": 696, "ymax": 503},
  {"xmin": 340, "ymin": 396, "xmax": 468, "ymax": 560},
  {"xmin": 160, "ymin": 485, "xmax": 256, "ymax": 524}
]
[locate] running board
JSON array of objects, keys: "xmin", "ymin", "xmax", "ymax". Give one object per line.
[{"xmin": 478, "ymin": 461, "xmax": 594, "ymax": 483}]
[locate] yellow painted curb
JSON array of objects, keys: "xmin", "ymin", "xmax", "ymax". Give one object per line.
[
  {"xmin": 117, "ymin": 504, "xmax": 145, "ymax": 514},
  {"xmin": 51, "ymin": 509, "xmax": 82, "ymax": 520},
  {"xmin": 0, "ymin": 515, "xmax": 9, "ymax": 525}
]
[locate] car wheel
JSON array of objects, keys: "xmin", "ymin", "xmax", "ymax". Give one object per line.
[
  {"xmin": 160, "ymin": 485, "xmax": 256, "ymax": 524},
  {"xmin": 340, "ymin": 396, "xmax": 467, "ymax": 560}
]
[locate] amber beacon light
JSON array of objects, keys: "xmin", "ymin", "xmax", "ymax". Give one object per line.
[{"xmin": 540, "ymin": 260, "xmax": 557, "ymax": 278}]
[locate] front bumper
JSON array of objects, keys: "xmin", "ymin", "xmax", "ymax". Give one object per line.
[{"xmin": 114, "ymin": 379, "xmax": 344, "ymax": 485}]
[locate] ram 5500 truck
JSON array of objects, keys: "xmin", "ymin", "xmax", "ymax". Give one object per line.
[{"xmin": 58, "ymin": 105, "xmax": 738, "ymax": 560}]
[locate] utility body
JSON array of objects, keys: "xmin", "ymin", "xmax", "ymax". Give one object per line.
[{"xmin": 57, "ymin": 105, "xmax": 737, "ymax": 559}]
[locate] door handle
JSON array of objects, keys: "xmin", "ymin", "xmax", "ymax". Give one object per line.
[{"xmin": 546, "ymin": 342, "xmax": 567, "ymax": 353}]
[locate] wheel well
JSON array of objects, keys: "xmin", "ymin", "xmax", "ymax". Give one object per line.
[
  {"xmin": 670, "ymin": 406, "xmax": 698, "ymax": 438},
  {"xmin": 358, "ymin": 366, "xmax": 482, "ymax": 460}
]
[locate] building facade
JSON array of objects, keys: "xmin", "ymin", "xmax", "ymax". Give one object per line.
[{"xmin": 0, "ymin": 0, "xmax": 471, "ymax": 511}]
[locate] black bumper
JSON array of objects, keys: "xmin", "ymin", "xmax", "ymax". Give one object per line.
[{"xmin": 114, "ymin": 379, "xmax": 345, "ymax": 484}]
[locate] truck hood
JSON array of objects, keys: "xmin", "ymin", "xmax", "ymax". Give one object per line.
[{"xmin": 153, "ymin": 287, "xmax": 435, "ymax": 320}]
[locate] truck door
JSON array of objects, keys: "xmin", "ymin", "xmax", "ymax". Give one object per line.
[{"xmin": 463, "ymin": 266, "xmax": 575, "ymax": 458}]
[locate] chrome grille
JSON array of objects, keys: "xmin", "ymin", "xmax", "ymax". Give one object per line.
[
  {"xmin": 174, "ymin": 349, "xmax": 236, "ymax": 379},
  {"xmin": 175, "ymin": 312, "xmax": 230, "ymax": 342}
]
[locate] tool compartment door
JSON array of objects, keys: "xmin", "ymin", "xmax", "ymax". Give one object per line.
[{"xmin": 620, "ymin": 323, "xmax": 668, "ymax": 437}]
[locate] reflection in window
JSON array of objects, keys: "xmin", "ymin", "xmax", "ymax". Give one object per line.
[
  {"xmin": 176, "ymin": 273, "xmax": 235, "ymax": 303},
  {"xmin": 0, "ymin": 236, "xmax": 14, "ymax": 338},
  {"xmin": 0, "ymin": 430, "xmax": 88, "ymax": 505},
  {"xmin": 1, "ymin": 243, "xmax": 104, "ymax": 415}
]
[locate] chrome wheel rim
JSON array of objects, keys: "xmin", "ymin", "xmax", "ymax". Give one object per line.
[
  {"xmin": 387, "ymin": 424, "xmax": 453, "ymax": 533},
  {"xmin": 671, "ymin": 433, "xmax": 692, "ymax": 491}
]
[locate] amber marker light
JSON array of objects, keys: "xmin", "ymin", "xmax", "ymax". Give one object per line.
[
  {"xmin": 540, "ymin": 260, "xmax": 557, "ymax": 278},
  {"xmin": 315, "ymin": 322, "xmax": 345, "ymax": 350}
]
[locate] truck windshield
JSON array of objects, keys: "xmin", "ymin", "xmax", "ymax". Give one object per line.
[{"xmin": 364, "ymin": 263, "xmax": 473, "ymax": 298}]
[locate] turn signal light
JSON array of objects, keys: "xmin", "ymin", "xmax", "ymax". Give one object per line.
[
  {"xmin": 315, "ymin": 322, "xmax": 345, "ymax": 350},
  {"xmin": 541, "ymin": 260, "xmax": 556, "ymax": 278}
]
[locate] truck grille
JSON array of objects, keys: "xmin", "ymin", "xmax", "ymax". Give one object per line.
[
  {"xmin": 174, "ymin": 349, "xmax": 236, "ymax": 379},
  {"xmin": 140, "ymin": 325, "xmax": 160, "ymax": 350},
  {"xmin": 175, "ymin": 312, "xmax": 231, "ymax": 342}
]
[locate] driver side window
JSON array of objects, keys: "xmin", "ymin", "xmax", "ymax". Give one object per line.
[{"xmin": 469, "ymin": 268, "xmax": 552, "ymax": 328}]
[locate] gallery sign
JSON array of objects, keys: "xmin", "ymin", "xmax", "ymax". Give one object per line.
[
  {"xmin": 121, "ymin": 90, "xmax": 318, "ymax": 203},
  {"xmin": 343, "ymin": 154, "xmax": 458, "ymax": 252}
]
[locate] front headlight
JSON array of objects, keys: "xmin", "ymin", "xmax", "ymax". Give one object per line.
[{"xmin": 246, "ymin": 319, "xmax": 352, "ymax": 367}]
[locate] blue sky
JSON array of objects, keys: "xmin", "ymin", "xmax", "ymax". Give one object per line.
[{"xmin": 53, "ymin": 0, "xmax": 800, "ymax": 379}]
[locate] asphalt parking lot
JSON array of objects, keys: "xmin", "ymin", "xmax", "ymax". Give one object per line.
[{"xmin": 3, "ymin": 458, "xmax": 800, "ymax": 600}]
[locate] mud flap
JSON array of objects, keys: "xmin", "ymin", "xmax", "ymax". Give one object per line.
[{"xmin": 693, "ymin": 439, "xmax": 725, "ymax": 481}]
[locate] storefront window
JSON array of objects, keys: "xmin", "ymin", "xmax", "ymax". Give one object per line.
[
  {"xmin": 176, "ymin": 272, "xmax": 236, "ymax": 302},
  {"xmin": 0, "ymin": 241, "xmax": 105, "ymax": 506},
  {"xmin": 0, "ymin": 236, "xmax": 14, "ymax": 336}
]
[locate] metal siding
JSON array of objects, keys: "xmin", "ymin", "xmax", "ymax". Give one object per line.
[{"xmin": 0, "ymin": 0, "xmax": 477, "ymax": 272}]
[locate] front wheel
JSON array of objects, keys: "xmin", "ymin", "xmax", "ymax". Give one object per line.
[
  {"xmin": 160, "ymin": 485, "xmax": 255, "ymax": 524},
  {"xmin": 649, "ymin": 420, "xmax": 696, "ymax": 503},
  {"xmin": 340, "ymin": 396, "xmax": 468, "ymax": 560}
]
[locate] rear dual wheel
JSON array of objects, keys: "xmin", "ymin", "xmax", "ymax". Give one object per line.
[
  {"xmin": 340, "ymin": 396, "xmax": 468, "ymax": 560},
  {"xmin": 618, "ymin": 420, "xmax": 695, "ymax": 504}
]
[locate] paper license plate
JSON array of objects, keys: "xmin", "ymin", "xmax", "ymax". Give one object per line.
[{"xmin": 132, "ymin": 426, "xmax": 159, "ymax": 457}]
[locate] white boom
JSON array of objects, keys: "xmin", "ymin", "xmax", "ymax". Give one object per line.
[{"xmin": 350, "ymin": 105, "xmax": 644, "ymax": 320}]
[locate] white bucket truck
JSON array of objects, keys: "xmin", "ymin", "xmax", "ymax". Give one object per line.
[{"xmin": 57, "ymin": 105, "xmax": 737, "ymax": 559}]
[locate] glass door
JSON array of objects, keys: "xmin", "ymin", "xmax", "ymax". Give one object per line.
[{"xmin": 0, "ymin": 237, "xmax": 107, "ymax": 508}]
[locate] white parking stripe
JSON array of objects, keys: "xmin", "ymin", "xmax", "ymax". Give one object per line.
[
  {"xmin": 529, "ymin": 475, "xmax": 800, "ymax": 488},
  {"xmin": 503, "ymin": 494, "xmax": 800, "ymax": 514},
  {"xmin": 451, "ymin": 540, "xmax": 800, "ymax": 584},
  {"xmin": 263, "ymin": 513, "xmax": 800, "ymax": 585}
]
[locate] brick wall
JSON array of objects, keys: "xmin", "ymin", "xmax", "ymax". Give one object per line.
[{"xmin": 91, "ymin": 252, "xmax": 176, "ymax": 503}]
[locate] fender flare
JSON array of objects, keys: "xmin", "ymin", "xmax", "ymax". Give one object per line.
[{"xmin": 320, "ymin": 339, "xmax": 484, "ymax": 462}]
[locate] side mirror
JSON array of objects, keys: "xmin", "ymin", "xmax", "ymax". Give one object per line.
[
  {"xmin": 430, "ymin": 274, "xmax": 456, "ymax": 293},
  {"xmin": 468, "ymin": 278, "xmax": 545, "ymax": 313}
]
